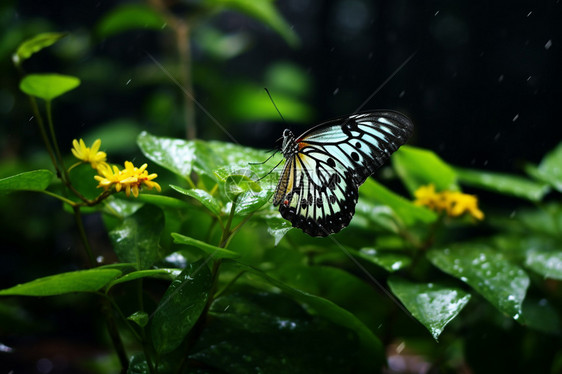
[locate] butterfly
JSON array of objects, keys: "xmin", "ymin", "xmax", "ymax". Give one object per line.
[{"xmin": 272, "ymin": 111, "xmax": 413, "ymax": 237}]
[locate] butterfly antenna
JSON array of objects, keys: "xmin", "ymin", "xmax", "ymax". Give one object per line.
[
  {"xmin": 264, "ymin": 88, "xmax": 286, "ymax": 123},
  {"xmin": 254, "ymin": 158, "xmax": 284, "ymax": 181},
  {"xmin": 248, "ymin": 149, "xmax": 278, "ymax": 165}
]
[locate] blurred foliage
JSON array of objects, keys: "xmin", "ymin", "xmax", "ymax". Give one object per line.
[{"xmin": 1, "ymin": 1, "xmax": 562, "ymax": 374}]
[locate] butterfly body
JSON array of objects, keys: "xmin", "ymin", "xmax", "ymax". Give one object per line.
[{"xmin": 273, "ymin": 111, "xmax": 413, "ymax": 237}]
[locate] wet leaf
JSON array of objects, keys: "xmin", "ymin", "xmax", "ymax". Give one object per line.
[
  {"xmin": 172, "ymin": 233, "xmax": 240, "ymax": 259},
  {"xmin": 232, "ymin": 262, "xmax": 383, "ymax": 370},
  {"xmin": 137, "ymin": 132, "xmax": 196, "ymax": 179},
  {"xmin": 388, "ymin": 277, "xmax": 471, "ymax": 340},
  {"xmin": 0, "ymin": 269, "xmax": 121, "ymax": 296},
  {"xmin": 455, "ymin": 167, "xmax": 549, "ymax": 202},
  {"xmin": 356, "ymin": 247, "xmax": 412, "ymax": 272},
  {"xmin": 393, "ymin": 145, "xmax": 459, "ymax": 194},
  {"xmin": 109, "ymin": 205, "xmax": 164, "ymax": 269},
  {"xmin": 264, "ymin": 215, "xmax": 293, "ymax": 246},
  {"xmin": 360, "ymin": 178, "xmax": 437, "ymax": 226},
  {"xmin": 0, "ymin": 169, "xmax": 53, "ymax": 193},
  {"xmin": 128, "ymin": 311, "xmax": 149, "ymax": 328},
  {"xmin": 522, "ymin": 298, "xmax": 561, "ymax": 335},
  {"xmin": 151, "ymin": 260, "xmax": 212, "ymax": 355},
  {"xmin": 13, "ymin": 32, "xmax": 66, "ymax": 66},
  {"xmin": 525, "ymin": 250, "xmax": 562, "ymax": 280},
  {"xmin": 171, "ymin": 185, "xmax": 222, "ymax": 216},
  {"xmin": 427, "ymin": 244, "xmax": 529, "ymax": 321},
  {"xmin": 107, "ymin": 269, "xmax": 181, "ymax": 290},
  {"xmin": 190, "ymin": 292, "xmax": 359, "ymax": 373},
  {"xmin": 20, "ymin": 73, "xmax": 80, "ymax": 101}
]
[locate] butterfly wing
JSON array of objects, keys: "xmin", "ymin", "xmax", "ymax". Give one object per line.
[{"xmin": 273, "ymin": 111, "xmax": 413, "ymax": 237}]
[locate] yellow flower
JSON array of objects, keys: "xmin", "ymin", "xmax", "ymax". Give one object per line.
[
  {"xmin": 71, "ymin": 138, "xmax": 108, "ymax": 170},
  {"xmin": 94, "ymin": 161, "xmax": 161, "ymax": 198},
  {"xmin": 414, "ymin": 184, "xmax": 484, "ymax": 220}
]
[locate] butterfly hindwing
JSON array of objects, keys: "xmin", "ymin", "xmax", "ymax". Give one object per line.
[{"xmin": 273, "ymin": 111, "xmax": 413, "ymax": 237}]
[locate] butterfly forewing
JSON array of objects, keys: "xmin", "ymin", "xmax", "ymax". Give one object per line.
[{"xmin": 274, "ymin": 111, "xmax": 413, "ymax": 237}]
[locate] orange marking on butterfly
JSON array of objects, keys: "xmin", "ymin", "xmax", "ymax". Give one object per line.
[{"xmin": 297, "ymin": 141, "xmax": 309, "ymax": 150}]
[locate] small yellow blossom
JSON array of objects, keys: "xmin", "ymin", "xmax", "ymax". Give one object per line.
[
  {"xmin": 414, "ymin": 184, "xmax": 484, "ymax": 220},
  {"xmin": 94, "ymin": 161, "xmax": 161, "ymax": 198},
  {"xmin": 71, "ymin": 138, "xmax": 108, "ymax": 170}
]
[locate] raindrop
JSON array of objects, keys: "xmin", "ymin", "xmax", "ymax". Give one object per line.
[
  {"xmin": 510, "ymin": 210, "xmax": 517, "ymax": 218},
  {"xmin": 29, "ymin": 116, "xmax": 34, "ymax": 122},
  {"xmin": 434, "ymin": 10, "xmax": 440, "ymax": 16},
  {"xmin": 399, "ymin": 90, "xmax": 406, "ymax": 98},
  {"xmin": 494, "ymin": 132, "xmax": 501, "ymax": 141},
  {"xmin": 460, "ymin": 276, "xmax": 468, "ymax": 282},
  {"xmin": 545, "ymin": 39, "xmax": 552, "ymax": 50},
  {"xmin": 333, "ymin": 87, "xmax": 340, "ymax": 95},
  {"xmin": 396, "ymin": 341, "xmax": 406, "ymax": 353},
  {"xmin": 512, "ymin": 114, "xmax": 519, "ymax": 122},
  {"xmin": 526, "ymin": 11, "xmax": 533, "ymax": 17},
  {"xmin": 498, "ymin": 74, "xmax": 504, "ymax": 82},
  {"xmin": 96, "ymin": 256, "xmax": 104, "ymax": 264},
  {"xmin": 126, "ymin": 78, "xmax": 132, "ymax": 86},
  {"xmin": 513, "ymin": 313, "xmax": 520, "ymax": 320},
  {"xmin": 507, "ymin": 295, "xmax": 516, "ymax": 301}
]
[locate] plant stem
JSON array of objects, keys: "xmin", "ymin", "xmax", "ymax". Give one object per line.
[
  {"xmin": 27, "ymin": 96, "xmax": 61, "ymax": 177},
  {"xmin": 72, "ymin": 205, "xmax": 96, "ymax": 268},
  {"xmin": 101, "ymin": 297, "xmax": 129, "ymax": 373},
  {"xmin": 45, "ymin": 100, "xmax": 70, "ymax": 182}
]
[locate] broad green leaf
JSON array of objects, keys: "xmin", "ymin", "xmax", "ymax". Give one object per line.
[
  {"xmin": 234, "ymin": 262, "xmax": 384, "ymax": 370},
  {"xmin": 207, "ymin": 140, "xmax": 283, "ymax": 177},
  {"xmin": 393, "ymin": 146, "xmax": 459, "ymax": 194},
  {"xmin": 137, "ymin": 132, "xmax": 196, "ymax": 178},
  {"xmin": 427, "ymin": 244, "xmax": 529, "ymax": 320},
  {"xmin": 527, "ymin": 142, "xmax": 562, "ymax": 192},
  {"xmin": 356, "ymin": 247, "xmax": 412, "ymax": 272},
  {"xmin": 96, "ymin": 4, "xmax": 165, "ymax": 38},
  {"xmin": 106, "ymin": 269, "xmax": 181, "ymax": 290},
  {"xmin": 137, "ymin": 132, "xmax": 221, "ymax": 181},
  {"xmin": 13, "ymin": 32, "xmax": 66, "ymax": 66},
  {"xmin": 229, "ymin": 184, "xmax": 273, "ymax": 217},
  {"xmin": 360, "ymin": 178, "xmax": 437, "ymax": 226},
  {"xmin": 20, "ymin": 73, "xmax": 80, "ymax": 101},
  {"xmin": 264, "ymin": 215, "xmax": 293, "ymax": 246},
  {"xmin": 0, "ymin": 269, "xmax": 121, "ymax": 296},
  {"xmin": 109, "ymin": 205, "xmax": 164, "ymax": 269},
  {"xmin": 455, "ymin": 167, "xmax": 549, "ymax": 202},
  {"xmin": 172, "ymin": 233, "xmax": 240, "ymax": 259},
  {"xmin": 388, "ymin": 277, "xmax": 471, "ymax": 340},
  {"xmin": 525, "ymin": 249, "xmax": 562, "ymax": 280},
  {"xmin": 128, "ymin": 311, "xmax": 149, "ymax": 328},
  {"xmin": 151, "ymin": 260, "xmax": 212, "ymax": 354},
  {"xmin": 208, "ymin": 0, "xmax": 299, "ymax": 47},
  {"xmin": 0, "ymin": 169, "xmax": 53, "ymax": 192},
  {"xmin": 171, "ymin": 185, "xmax": 222, "ymax": 216},
  {"xmin": 190, "ymin": 292, "xmax": 359, "ymax": 373},
  {"xmin": 265, "ymin": 62, "xmax": 311, "ymax": 97}
]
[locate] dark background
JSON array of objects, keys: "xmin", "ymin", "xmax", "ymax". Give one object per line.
[{"xmin": 3, "ymin": 0, "xmax": 562, "ymax": 172}]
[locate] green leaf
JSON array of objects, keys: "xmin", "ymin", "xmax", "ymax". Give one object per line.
[
  {"xmin": 128, "ymin": 311, "xmax": 149, "ymax": 328},
  {"xmin": 0, "ymin": 269, "xmax": 121, "ymax": 296},
  {"xmin": 356, "ymin": 247, "xmax": 412, "ymax": 272},
  {"xmin": 96, "ymin": 4, "xmax": 165, "ymax": 38},
  {"xmin": 20, "ymin": 73, "xmax": 81, "ymax": 101},
  {"xmin": 525, "ymin": 249, "xmax": 562, "ymax": 280},
  {"xmin": 388, "ymin": 277, "xmax": 471, "ymax": 340},
  {"xmin": 109, "ymin": 205, "xmax": 164, "ymax": 269},
  {"xmin": 68, "ymin": 163, "xmax": 101, "ymax": 200},
  {"xmin": 264, "ymin": 215, "xmax": 293, "ymax": 246},
  {"xmin": 13, "ymin": 32, "xmax": 66, "ymax": 66},
  {"xmin": 191, "ymin": 292, "xmax": 360, "ymax": 373},
  {"xmin": 393, "ymin": 145, "xmax": 459, "ymax": 194},
  {"xmin": 107, "ymin": 269, "xmax": 181, "ymax": 290},
  {"xmin": 234, "ymin": 262, "xmax": 384, "ymax": 370},
  {"xmin": 360, "ymin": 178, "xmax": 437, "ymax": 227},
  {"xmin": 172, "ymin": 233, "xmax": 240, "ymax": 259},
  {"xmin": 151, "ymin": 260, "xmax": 212, "ymax": 355},
  {"xmin": 171, "ymin": 185, "xmax": 222, "ymax": 216},
  {"xmin": 427, "ymin": 244, "xmax": 530, "ymax": 321},
  {"xmin": 208, "ymin": 0, "xmax": 299, "ymax": 47},
  {"xmin": 522, "ymin": 298, "xmax": 561, "ymax": 335},
  {"xmin": 0, "ymin": 169, "xmax": 53, "ymax": 193},
  {"xmin": 136, "ymin": 194, "xmax": 188, "ymax": 210},
  {"xmin": 137, "ymin": 132, "xmax": 221, "ymax": 180},
  {"xmin": 526, "ymin": 142, "xmax": 562, "ymax": 192},
  {"xmin": 455, "ymin": 167, "xmax": 550, "ymax": 202}
]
